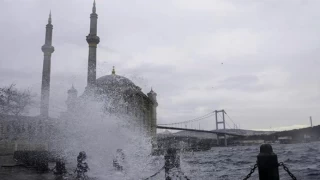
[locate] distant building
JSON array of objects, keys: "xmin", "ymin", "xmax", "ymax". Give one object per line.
[
  {"xmin": 157, "ymin": 130, "xmax": 218, "ymax": 152},
  {"xmin": 278, "ymin": 136, "xmax": 292, "ymax": 144},
  {"xmin": 235, "ymin": 140, "xmax": 265, "ymax": 146},
  {"xmin": 303, "ymin": 134, "xmax": 311, "ymax": 142}
]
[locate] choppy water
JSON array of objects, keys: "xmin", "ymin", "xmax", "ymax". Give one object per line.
[
  {"xmin": 1, "ymin": 142, "xmax": 320, "ymax": 180},
  {"xmin": 181, "ymin": 141, "xmax": 320, "ymax": 180}
]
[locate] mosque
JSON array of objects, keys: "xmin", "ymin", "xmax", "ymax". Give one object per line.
[
  {"xmin": 0, "ymin": 1, "xmax": 157, "ymax": 153},
  {"xmin": 41, "ymin": 0, "xmax": 158, "ymax": 137}
]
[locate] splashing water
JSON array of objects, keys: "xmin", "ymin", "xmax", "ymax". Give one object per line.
[{"xmin": 49, "ymin": 99, "xmax": 162, "ymax": 180}]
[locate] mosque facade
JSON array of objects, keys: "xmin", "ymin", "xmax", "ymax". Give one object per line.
[{"xmin": 57, "ymin": 1, "xmax": 158, "ymax": 137}]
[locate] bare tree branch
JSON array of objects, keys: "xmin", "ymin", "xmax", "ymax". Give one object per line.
[{"xmin": 0, "ymin": 84, "xmax": 35, "ymax": 116}]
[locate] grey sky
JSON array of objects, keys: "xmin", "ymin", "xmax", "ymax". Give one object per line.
[{"xmin": 0, "ymin": 0, "xmax": 319, "ymax": 131}]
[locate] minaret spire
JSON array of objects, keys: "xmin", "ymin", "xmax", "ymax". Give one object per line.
[
  {"xmin": 92, "ymin": 0, "xmax": 96, "ymax": 13},
  {"xmin": 48, "ymin": 11, "xmax": 52, "ymax": 24},
  {"xmin": 86, "ymin": 0, "xmax": 100, "ymax": 90},
  {"xmin": 112, "ymin": 66, "xmax": 116, "ymax": 75},
  {"xmin": 40, "ymin": 11, "xmax": 55, "ymax": 117}
]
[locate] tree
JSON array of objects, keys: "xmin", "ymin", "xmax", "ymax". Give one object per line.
[{"xmin": 0, "ymin": 84, "xmax": 34, "ymax": 116}]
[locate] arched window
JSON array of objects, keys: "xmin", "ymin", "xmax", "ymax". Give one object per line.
[
  {"xmin": 15, "ymin": 123, "xmax": 21, "ymax": 134},
  {"xmin": 39, "ymin": 126, "xmax": 43, "ymax": 134},
  {"xmin": 22, "ymin": 124, "xmax": 26, "ymax": 133},
  {"xmin": 28, "ymin": 124, "xmax": 32, "ymax": 133},
  {"xmin": 7, "ymin": 125, "xmax": 11, "ymax": 132}
]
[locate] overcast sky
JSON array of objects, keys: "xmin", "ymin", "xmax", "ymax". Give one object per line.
[{"xmin": 1, "ymin": 0, "xmax": 319, "ymax": 131}]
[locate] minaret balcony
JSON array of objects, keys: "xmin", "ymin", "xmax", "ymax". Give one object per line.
[
  {"xmin": 46, "ymin": 24, "xmax": 53, "ymax": 29},
  {"xmin": 90, "ymin": 13, "xmax": 98, "ymax": 18},
  {"xmin": 41, "ymin": 45, "xmax": 54, "ymax": 53},
  {"xmin": 86, "ymin": 34, "xmax": 100, "ymax": 44}
]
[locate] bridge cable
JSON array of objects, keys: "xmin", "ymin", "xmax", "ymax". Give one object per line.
[
  {"xmin": 158, "ymin": 111, "xmax": 214, "ymax": 126},
  {"xmin": 160, "ymin": 113, "xmax": 214, "ymax": 127},
  {"xmin": 224, "ymin": 111, "xmax": 238, "ymax": 127}
]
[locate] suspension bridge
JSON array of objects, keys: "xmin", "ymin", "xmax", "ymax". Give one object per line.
[{"xmin": 156, "ymin": 109, "xmax": 245, "ymax": 146}]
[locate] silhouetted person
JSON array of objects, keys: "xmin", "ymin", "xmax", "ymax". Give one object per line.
[
  {"xmin": 75, "ymin": 151, "xmax": 89, "ymax": 179},
  {"xmin": 113, "ymin": 149, "xmax": 125, "ymax": 171},
  {"xmin": 165, "ymin": 148, "xmax": 181, "ymax": 180},
  {"xmin": 53, "ymin": 159, "xmax": 67, "ymax": 175}
]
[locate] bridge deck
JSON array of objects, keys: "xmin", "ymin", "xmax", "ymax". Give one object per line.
[{"xmin": 156, "ymin": 126, "xmax": 245, "ymax": 137}]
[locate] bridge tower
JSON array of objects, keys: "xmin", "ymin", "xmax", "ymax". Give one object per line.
[{"xmin": 215, "ymin": 110, "xmax": 227, "ymax": 146}]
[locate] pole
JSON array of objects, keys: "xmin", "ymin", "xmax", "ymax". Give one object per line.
[
  {"xmin": 257, "ymin": 144, "xmax": 279, "ymax": 180},
  {"xmin": 215, "ymin": 110, "xmax": 219, "ymax": 145},
  {"xmin": 222, "ymin": 110, "xmax": 227, "ymax": 146},
  {"xmin": 310, "ymin": 116, "xmax": 313, "ymax": 127}
]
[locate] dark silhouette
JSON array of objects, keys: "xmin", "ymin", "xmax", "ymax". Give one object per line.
[
  {"xmin": 75, "ymin": 151, "xmax": 89, "ymax": 179},
  {"xmin": 113, "ymin": 149, "xmax": 125, "ymax": 171},
  {"xmin": 53, "ymin": 159, "xmax": 67, "ymax": 175}
]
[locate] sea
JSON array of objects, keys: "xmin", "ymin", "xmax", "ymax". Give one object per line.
[{"xmin": 1, "ymin": 141, "xmax": 319, "ymax": 180}]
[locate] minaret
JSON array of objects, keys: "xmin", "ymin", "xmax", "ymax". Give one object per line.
[
  {"xmin": 112, "ymin": 66, "xmax": 116, "ymax": 75},
  {"xmin": 86, "ymin": 0, "xmax": 100, "ymax": 89},
  {"xmin": 66, "ymin": 85, "xmax": 78, "ymax": 112},
  {"xmin": 148, "ymin": 88, "xmax": 158, "ymax": 137},
  {"xmin": 40, "ymin": 11, "xmax": 55, "ymax": 117}
]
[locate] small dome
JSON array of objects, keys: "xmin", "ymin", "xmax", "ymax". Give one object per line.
[
  {"xmin": 148, "ymin": 88, "xmax": 156, "ymax": 94},
  {"xmin": 68, "ymin": 85, "xmax": 77, "ymax": 94}
]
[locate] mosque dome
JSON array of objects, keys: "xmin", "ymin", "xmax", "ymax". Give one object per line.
[{"xmin": 95, "ymin": 67, "xmax": 141, "ymax": 92}]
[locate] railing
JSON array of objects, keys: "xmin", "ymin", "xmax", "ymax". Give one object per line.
[
  {"xmin": 146, "ymin": 144, "xmax": 297, "ymax": 180},
  {"xmin": 142, "ymin": 148, "xmax": 190, "ymax": 180},
  {"xmin": 12, "ymin": 144, "xmax": 297, "ymax": 180},
  {"xmin": 243, "ymin": 144, "xmax": 297, "ymax": 180}
]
